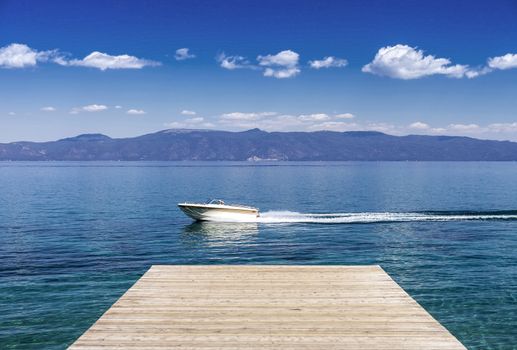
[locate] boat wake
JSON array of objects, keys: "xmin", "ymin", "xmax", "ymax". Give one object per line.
[{"xmin": 226, "ymin": 210, "xmax": 517, "ymax": 224}]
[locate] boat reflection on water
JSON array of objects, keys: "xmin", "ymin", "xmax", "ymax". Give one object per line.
[{"xmin": 181, "ymin": 221, "xmax": 259, "ymax": 247}]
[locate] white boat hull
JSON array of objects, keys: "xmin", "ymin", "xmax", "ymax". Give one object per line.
[{"xmin": 178, "ymin": 203, "xmax": 259, "ymax": 222}]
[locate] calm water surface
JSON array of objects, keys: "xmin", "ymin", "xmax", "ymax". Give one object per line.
[{"xmin": 1, "ymin": 162, "xmax": 516, "ymax": 349}]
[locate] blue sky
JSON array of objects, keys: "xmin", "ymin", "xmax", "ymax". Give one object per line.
[{"xmin": 1, "ymin": 0, "xmax": 517, "ymax": 142}]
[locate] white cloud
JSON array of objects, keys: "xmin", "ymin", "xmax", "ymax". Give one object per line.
[
  {"xmin": 41, "ymin": 106, "xmax": 56, "ymax": 112},
  {"xmin": 258, "ymin": 50, "xmax": 299, "ymax": 67},
  {"xmin": 298, "ymin": 113, "xmax": 330, "ymax": 121},
  {"xmin": 216, "ymin": 53, "xmax": 253, "ymax": 70},
  {"xmin": 309, "ymin": 56, "xmax": 348, "ymax": 69},
  {"xmin": 455, "ymin": 53, "xmax": 517, "ymax": 77},
  {"xmin": 82, "ymin": 104, "xmax": 108, "ymax": 112},
  {"xmin": 363, "ymin": 122, "xmax": 398, "ymax": 134},
  {"xmin": 70, "ymin": 104, "xmax": 108, "ymax": 114},
  {"xmin": 220, "ymin": 112, "xmax": 277, "ymax": 121},
  {"xmin": 362, "ymin": 44, "xmax": 470, "ymax": 79},
  {"xmin": 0, "ymin": 43, "xmax": 61, "ymax": 68},
  {"xmin": 488, "ymin": 53, "xmax": 517, "ymax": 70},
  {"xmin": 407, "ymin": 121, "xmax": 450, "ymax": 134},
  {"xmin": 186, "ymin": 117, "xmax": 205, "ymax": 123},
  {"xmin": 164, "ymin": 122, "xmax": 184, "ymax": 128},
  {"xmin": 126, "ymin": 109, "xmax": 146, "ymax": 115},
  {"xmin": 403, "ymin": 121, "xmax": 517, "ymax": 139},
  {"xmin": 308, "ymin": 121, "xmax": 358, "ymax": 132},
  {"xmin": 217, "ymin": 114, "xmax": 303, "ymax": 131},
  {"xmin": 8, "ymin": 112, "xmax": 16, "ymax": 116},
  {"xmin": 257, "ymin": 50, "xmax": 300, "ymax": 78},
  {"xmin": 217, "ymin": 50, "xmax": 301, "ymax": 78},
  {"xmin": 370, "ymin": 121, "xmax": 517, "ymax": 139},
  {"xmin": 262, "ymin": 67, "xmax": 300, "ymax": 79},
  {"xmin": 464, "ymin": 66, "xmax": 493, "ymax": 79},
  {"xmin": 175, "ymin": 48, "xmax": 195, "ymax": 61},
  {"xmin": 62, "ymin": 51, "xmax": 160, "ymax": 70},
  {"xmin": 115, "ymin": 105, "xmax": 122, "ymax": 109},
  {"xmin": 181, "ymin": 110, "xmax": 196, "ymax": 116},
  {"xmin": 183, "ymin": 109, "xmax": 517, "ymax": 140},
  {"xmin": 217, "ymin": 111, "xmax": 359, "ymax": 131},
  {"xmin": 409, "ymin": 121, "xmax": 430, "ymax": 130},
  {"xmin": 448, "ymin": 123, "xmax": 480, "ymax": 131},
  {"xmin": 216, "ymin": 111, "xmax": 359, "ymax": 132},
  {"xmin": 0, "ymin": 43, "xmax": 39, "ymax": 68},
  {"xmin": 165, "ymin": 117, "xmax": 214, "ymax": 129},
  {"xmin": 487, "ymin": 122, "xmax": 517, "ymax": 132},
  {"xmin": 159, "ymin": 113, "xmax": 517, "ymax": 140},
  {"xmin": 334, "ymin": 113, "xmax": 355, "ymax": 119}
]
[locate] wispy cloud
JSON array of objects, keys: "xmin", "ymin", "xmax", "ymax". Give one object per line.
[
  {"xmin": 464, "ymin": 66, "xmax": 493, "ymax": 79},
  {"xmin": 40, "ymin": 106, "xmax": 56, "ymax": 112},
  {"xmin": 309, "ymin": 56, "xmax": 348, "ymax": 69},
  {"xmin": 335, "ymin": 113, "xmax": 355, "ymax": 119},
  {"xmin": 448, "ymin": 123, "xmax": 480, "ymax": 131},
  {"xmin": 298, "ymin": 113, "xmax": 330, "ymax": 121},
  {"xmin": 165, "ymin": 117, "xmax": 214, "ymax": 129},
  {"xmin": 220, "ymin": 112, "xmax": 277, "ymax": 121},
  {"xmin": 175, "ymin": 48, "xmax": 195, "ymax": 61},
  {"xmin": 216, "ymin": 53, "xmax": 253, "ymax": 70},
  {"xmin": 126, "ymin": 109, "xmax": 146, "ymax": 115},
  {"xmin": 217, "ymin": 111, "xmax": 357, "ymax": 131},
  {"xmin": 307, "ymin": 121, "xmax": 359, "ymax": 131},
  {"xmin": 406, "ymin": 120, "xmax": 517, "ymax": 138},
  {"xmin": 70, "ymin": 104, "xmax": 108, "ymax": 114},
  {"xmin": 218, "ymin": 113, "xmax": 302, "ymax": 130},
  {"xmin": 487, "ymin": 122, "xmax": 517, "ymax": 133},
  {"xmin": 161, "ymin": 109, "xmax": 517, "ymax": 141},
  {"xmin": 181, "ymin": 110, "xmax": 196, "ymax": 116}
]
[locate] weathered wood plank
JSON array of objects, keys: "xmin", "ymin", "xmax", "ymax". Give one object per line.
[{"xmin": 69, "ymin": 265, "xmax": 465, "ymax": 349}]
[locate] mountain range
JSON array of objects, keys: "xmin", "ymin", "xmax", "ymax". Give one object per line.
[{"xmin": 1, "ymin": 128, "xmax": 517, "ymax": 161}]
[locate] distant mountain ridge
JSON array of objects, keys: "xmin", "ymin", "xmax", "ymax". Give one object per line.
[{"xmin": 1, "ymin": 128, "xmax": 517, "ymax": 161}]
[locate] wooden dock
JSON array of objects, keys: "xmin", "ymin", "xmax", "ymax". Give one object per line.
[{"xmin": 70, "ymin": 265, "xmax": 465, "ymax": 349}]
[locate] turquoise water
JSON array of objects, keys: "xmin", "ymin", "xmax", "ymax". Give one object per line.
[{"xmin": 1, "ymin": 161, "xmax": 517, "ymax": 349}]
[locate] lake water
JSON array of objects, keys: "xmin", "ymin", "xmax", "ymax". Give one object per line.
[{"xmin": 1, "ymin": 161, "xmax": 516, "ymax": 349}]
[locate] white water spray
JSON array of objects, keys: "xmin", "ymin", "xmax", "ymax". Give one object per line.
[{"xmin": 209, "ymin": 210, "xmax": 517, "ymax": 223}]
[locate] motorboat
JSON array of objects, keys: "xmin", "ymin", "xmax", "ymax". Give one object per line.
[{"xmin": 178, "ymin": 199, "xmax": 260, "ymax": 221}]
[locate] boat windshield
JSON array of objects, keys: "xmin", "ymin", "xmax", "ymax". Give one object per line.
[{"xmin": 208, "ymin": 199, "xmax": 225, "ymax": 205}]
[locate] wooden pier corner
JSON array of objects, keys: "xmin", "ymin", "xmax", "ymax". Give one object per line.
[{"xmin": 70, "ymin": 265, "xmax": 465, "ymax": 349}]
